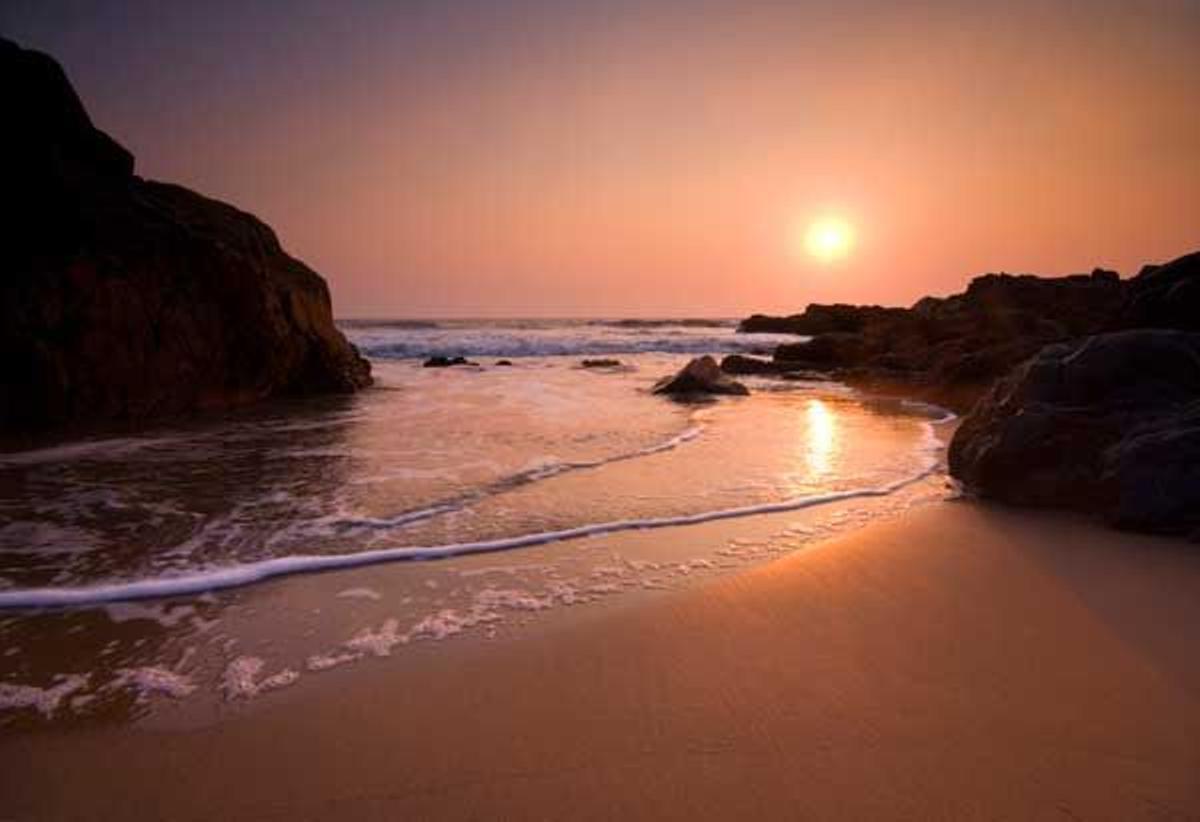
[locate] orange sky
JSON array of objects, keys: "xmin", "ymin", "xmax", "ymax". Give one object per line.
[{"xmin": 6, "ymin": 0, "xmax": 1200, "ymax": 316}]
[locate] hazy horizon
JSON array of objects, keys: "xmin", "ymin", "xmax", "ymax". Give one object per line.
[{"xmin": 5, "ymin": 0, "xmax": 1199, "ymax": 317}]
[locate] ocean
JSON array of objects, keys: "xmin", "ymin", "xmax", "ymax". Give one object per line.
[{"xmin": 0, "ymin": 319, "xmax": 954, "ymax": 718}]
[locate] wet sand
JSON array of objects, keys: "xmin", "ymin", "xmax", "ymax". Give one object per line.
[{"xmin": 3, "ymin": 501, "xmax": 1199, "ymax": 820}]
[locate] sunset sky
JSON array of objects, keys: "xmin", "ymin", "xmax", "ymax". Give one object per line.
[{"xmin": 5, "ymin": 0, "xmax": 1199, "ymax": 317}]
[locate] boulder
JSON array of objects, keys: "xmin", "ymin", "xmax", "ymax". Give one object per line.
[
  {"xmin": 1, "ymin": 38, "xmax": 371, "ymax": 439},
  {"xmin": 494, "ymin": 359, "xmax": 514, "ymax": 367},
  {"xmin": 948, "ymin": 330, "xmax": 1200, "ymax": 535},
  {"xmin": 580, "ymin": 358, "xmax": 622, "ymax": 368},
  {"xmin": 653, "ymin": 356, "xmax": 749, "ymax": 397}
]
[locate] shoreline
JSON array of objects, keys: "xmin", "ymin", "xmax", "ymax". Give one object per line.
[
  {"xmin": 3, "ymin": 499, "xmax": 1198, "ymax": 819},
  {"xmin": 0, "ymin": 379, "xmax": 955, "ymax": 610}
]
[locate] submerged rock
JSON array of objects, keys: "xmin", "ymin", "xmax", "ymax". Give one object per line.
[
  {"xmin": 423, "ymin": 356, "xmax": 476, "ymax": 368},
  {"xmin": 494, "ymin": 359, "xmax": 514, "ymax": 366},
  {"xmin": 948, "ymin": 330, "xmax": 1200, "ymax": 535},
  {"xmin": 653, "ymin": 356, "xmax": 749, "ymax": 396},
  {"xmin": 580, "ymin": 358, "xmax": 622, "ymax": 368},
  {"xmin": 1, "ymin": 38, "xmax": 371, "ymax": 439}
]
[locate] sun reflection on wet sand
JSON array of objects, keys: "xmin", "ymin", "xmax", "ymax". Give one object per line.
[{"xmin": 803, "ymin": 399, "xmax": 838, "ymax": 481}]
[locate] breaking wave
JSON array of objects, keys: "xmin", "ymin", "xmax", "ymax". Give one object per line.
[{"xmin": 340, "ymin": 318, "xmax": 799, "ymax": 360}]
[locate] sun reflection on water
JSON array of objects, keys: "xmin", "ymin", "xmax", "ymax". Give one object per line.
[{"xmin": 803, "ymin": 398, "xmax": 838, "ymax": 481}]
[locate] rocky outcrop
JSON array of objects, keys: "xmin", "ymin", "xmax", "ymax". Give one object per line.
[
  {"xmin": 738, "ymin": 250, "xmax": 1200, "ymax": 535},
  {"xmin": 1115, "ymin": 251, "xmax": 1200, "ymax": 332},
  {"xmin": 1, "ymin": 38, "xmax": 371, "ymax": 440},
  {"xmin": 737, "ymin": 314, "xmax": 805, "ymax": 334},
  {"xmin": 948, "ymin": 331, "xmax": 1200, "ymax": 536},
  {"xmin": 654, "ymin": 356, "xmax": 749, "ymax": 397},
  {"xmin": 739, "ymin": 304, "xmax": 908, "ymax": 335},
  {"xmin": 746, "ymin": 268, "xmax": 1127, "ymax": 410}
]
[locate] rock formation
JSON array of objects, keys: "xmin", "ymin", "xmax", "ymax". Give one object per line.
[
  {"xmin": 1, "ymin": 38, "xmax": 371, "ymax": 441},
  {"xmin": 654, "ymin": 356, "xmax": 749, "ymax": 397},
  {"xmin": 1115, "ymin": 251, "xmax": 1200, "ymax": 332},
  {"xmin": 743, "ymin": 249, "xmax": 1200, "ymax": 537},
  {"xmin": 745, "ymin": 268, "xmax": 1127, "ymax": 410},
  {"xmin": 738, "ymin": 304, "xmax": 909, "ymax": 336},
  {"xmin": 948, "ymin": 331, "xmax": 1200, "ymax": 536}
]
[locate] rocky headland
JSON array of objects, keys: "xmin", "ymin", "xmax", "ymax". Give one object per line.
[
  {"xmin": 1, "ymin": 38, "xmax": 371, "ymax": 445},
  {"xmin": 739, "ymin": 250, "xmax": 1200, "ymax": 536},
  {"xmin": 736, "ymin": 267, "xmax": 1128, "ymax": 409}
]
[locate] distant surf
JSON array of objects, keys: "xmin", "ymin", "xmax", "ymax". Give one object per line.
[{"xmin": 340, "ymin": 317, "xmax": 799, "ymax": 360}]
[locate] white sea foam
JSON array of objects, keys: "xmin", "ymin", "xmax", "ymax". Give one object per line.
[
  {"xmin": 221, "ymin": 656, "xmax": 299, "ymax": 700},
  {"xmin": 111, "ymin": 666, "xmax": 196, "ymax": 701},
  {"xmin": 475, "ymin": 587, "xmax": 554, "ymax": 612},
  {"xmin": 331, "ymin": 502, "xmax": 465, "ymax": 532},
  {"xmin": 0, "ymin": 422, "xmax": 944, "ymax": 610},
  {"xmin": 332, "ymin": 423, "xmax": 704, "ymax": 533},
  {"xmin": 344, "ymin": 618, "xmax": 406, "ymax": 657},
  {"xmin": 407, "ymin": 610, "xmax": 477, "ymax": 640},
  {"xmin": 305, "ymin": 651, "xmax": 362, "ymax": 672},
  {"xmin": 0, "ymin": 391, "xmax": 952, "ymax": 612},
  {"xmin": 259, "ymin": 669, "xmax": 300, "ymax": 691},
  {"xmin": 344, "ymin": 321, "xmax": 798, "ymax": 360},
  {"xmin": 0, "ymin": 674, "xmax": 89, "ymax": 716},
  {"xmin": 501, "ymin": 424, "xmax": 704, "ymax": 482}
]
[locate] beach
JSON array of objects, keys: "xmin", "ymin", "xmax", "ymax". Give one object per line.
[
  {"xmin": 3, "ymin": 501, "xmax": 1198, "ymax": 820},
  {"xmin": 6, "ymin": 9, "xmax": 1200, "ymax": 821}
]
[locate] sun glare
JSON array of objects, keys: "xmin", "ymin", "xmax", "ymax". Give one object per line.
[{"xmin": 802, "ymin": 216, "xmax": 855, "ymax": 263}]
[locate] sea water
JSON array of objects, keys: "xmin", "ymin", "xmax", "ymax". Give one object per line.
[{"xmin": 0, "ymin": 319, "xmax": 954, "ymax": 722}]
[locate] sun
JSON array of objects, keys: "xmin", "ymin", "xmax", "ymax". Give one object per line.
[{"xmin": 802, "ymin": 216, "xmax": 855, "ymax": 263}]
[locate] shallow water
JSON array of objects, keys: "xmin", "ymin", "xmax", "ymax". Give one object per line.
[{"xmin": 0, "ymin": 321, "xmax": 955, "ymax": 723}]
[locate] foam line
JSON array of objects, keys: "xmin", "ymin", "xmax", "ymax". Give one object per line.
[
  {"xmin": 353, "ymin": 331, "xmax": 801, "ymax": 360},
  {"xmin": 335, "ymin": 424, "xmax": 706, "ymax": 531},
  {"xmin": 0, "ymin": 427, "xmax": 943, "ymax": 610}
]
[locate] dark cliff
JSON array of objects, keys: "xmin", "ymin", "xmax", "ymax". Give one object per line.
[{"xmin": 1, "ymin": 38, "xmax": 371, "ymax": 440}]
